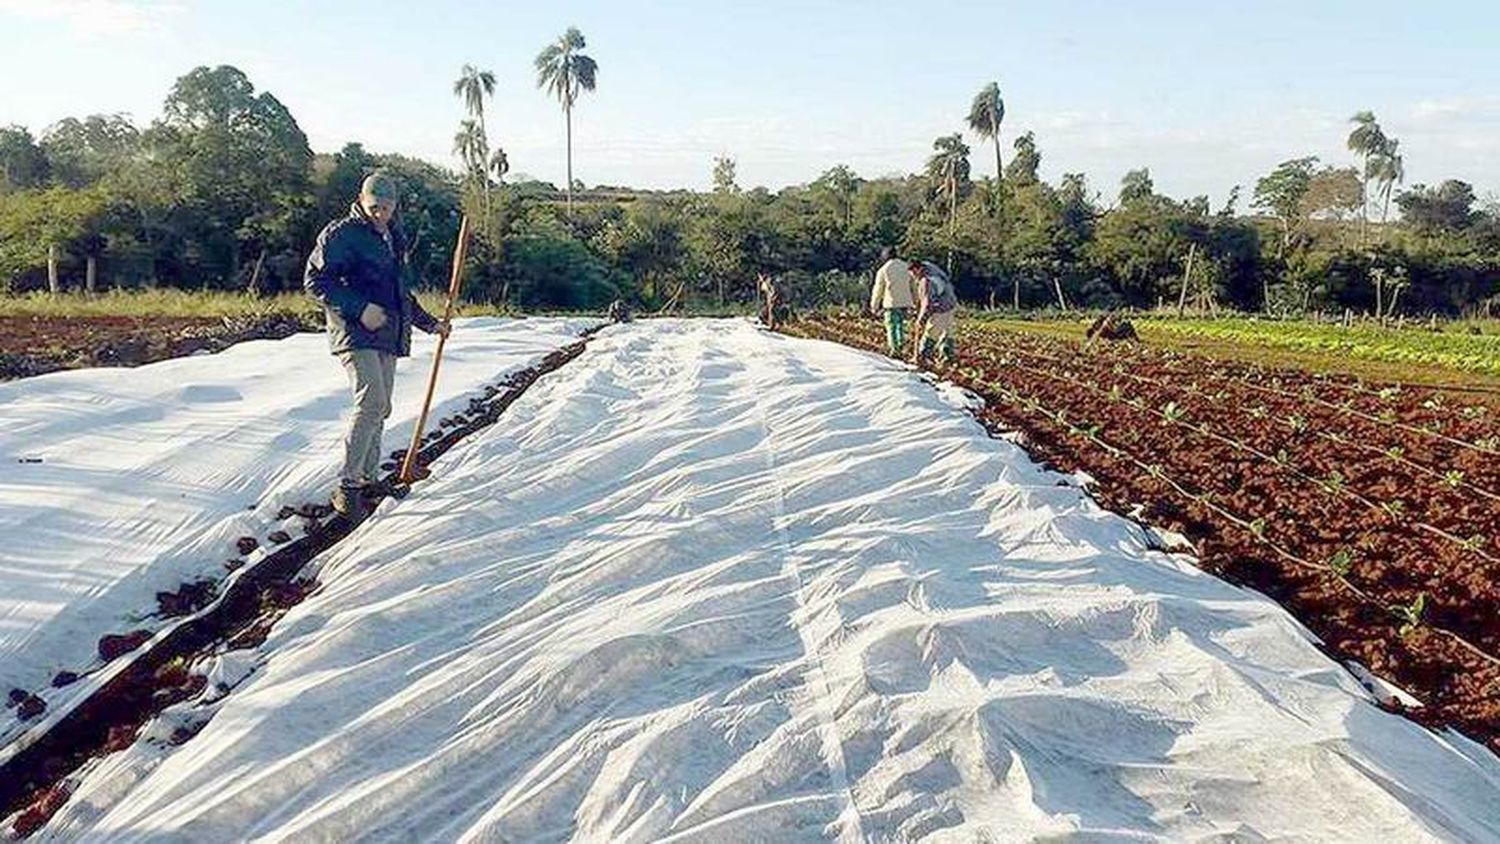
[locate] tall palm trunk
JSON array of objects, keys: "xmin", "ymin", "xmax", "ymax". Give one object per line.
[
  {"xmin": 479, "ymin": 113, "xmax": 492, "ymax": 230},
  {"xmin": 992, "ymin": 119, "xmax": 1008, "ymax": 311},
  {"xmin": 565, "ymin": 103, "xmax": 574, "ymax": 215},
  {"xmin": 948, "ymin": 175, "xmax": 957, "ymax": 229},
  {"xmin": 991, "ymin": 130, "xmax": 1002, "ymax": 192},
  {"xmin": 1358, "ymin": 153, "xmax": 1370, "ymax": 249}
]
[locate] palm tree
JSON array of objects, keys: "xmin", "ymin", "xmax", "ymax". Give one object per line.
[
  {"xmin": 452, "ymin": 119, "xmax": 486, "ymax": 181},
  {"xmin": 966, "ymin": 81, "xmax": 1006, "ymax": 194},
  {"xmin": 1371, "ymin": 138, "xmax": 1405, "ymax": 226},
  {"xmin": 453, "ymin": 65, "xmax": 496, "ymax": 135},
  {"xmin": 453, "ymin": 65, "xmax": 496, "ymax": 218},
  {"xmin": 1347, "ymin": 111, "xmax": 1387, "ymax": 247},
  {"xmin": 535, "ymin": 26, "xmax": 598, "ymax": 214},
  {"xmin": 926, "ymin": 134, "xmax": 971, "ymax": 232},
  {"xmin": 967, "ymin": 83, "xmax": 1009, "ymax": 306}
]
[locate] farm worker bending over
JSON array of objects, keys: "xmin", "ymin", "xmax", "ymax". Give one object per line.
[
  {"xmin": 304, "ymin": 171, "xmax": 449, "ymax": 519},
  {"xmin": 910, "ymin": 260, "xmax": 959, "ymax": 365},
  {"xmin": 870, "ymin": 247, "xmax": 916, "ymax": 355}
]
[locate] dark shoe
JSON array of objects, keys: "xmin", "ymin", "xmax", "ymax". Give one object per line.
[{"xmin": 330, "ymin": 483, "xmax": 368, "ymax": 521}]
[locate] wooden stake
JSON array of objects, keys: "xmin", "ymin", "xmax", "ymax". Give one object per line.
[
  {"xmin": 399, "ymin": 215, "xmax": 472, "ymax": 484},
  {"xmin": 1177, "ymin": 242, "xmax": 1197, "ymax": 317}
]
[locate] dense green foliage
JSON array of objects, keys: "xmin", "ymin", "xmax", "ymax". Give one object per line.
[
  {"xmin": 1137, "ymin": 317, "xmax": 1500, "ymax": 376},
  {"xmin": 2, "ymin": 66, "xmax": 1497, "ymax": 317}
]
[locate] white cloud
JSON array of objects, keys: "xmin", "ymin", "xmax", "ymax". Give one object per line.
[{"xmin": 0, "ymin": 0, "xmax": 183, "ymax": 37}]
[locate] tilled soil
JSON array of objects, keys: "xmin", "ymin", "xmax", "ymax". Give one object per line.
[
  {"xmin": 0, "ymin": 313, "xmax": 320, "ymax": 381},
  {"xmin": 788, "ymin": 315, "xmax": 1500, "ymax": 756}
]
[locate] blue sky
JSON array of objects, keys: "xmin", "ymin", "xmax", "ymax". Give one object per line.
[{"xmin": 2, "ymin": 0, "xmax": 1497, "ymax": 205}]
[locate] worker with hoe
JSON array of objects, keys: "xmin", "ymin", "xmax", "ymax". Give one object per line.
[
  {"xmin": 304, "ymin": 171, "xmax": 449, "ymax": 519},
  {"xmin": 869, "ymin": 247, "xmax": 916, "ymax": 355},
  {"xmin": 909, "ymin": 259, "xmax": 959, "ymax": 365}
]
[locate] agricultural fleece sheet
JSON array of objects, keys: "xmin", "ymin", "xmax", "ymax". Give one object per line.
[
  {"xmin": 0, "ymin": 316, "xmax": 596, "ymax": 743},
  {"xmin": 39, "ymin": 320, "xmax": 1500, "ymax": 841}
]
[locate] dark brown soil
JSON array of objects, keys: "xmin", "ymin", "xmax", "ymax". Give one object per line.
[{"xmin": 0, "ymin": 313, "xmax": 320, "ymax": 381}]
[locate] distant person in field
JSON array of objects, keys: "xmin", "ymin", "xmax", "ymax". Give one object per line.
[
  {"xmin": 304, "ymin": 171, "xmax": 448, "ymax": 519},
  {"xmin": 758, "ymin": 272, "xmax": 788, "ymax": 330},
  {"xmin": 910, "ymin": 260, "xmax": 959, "ymax": 365},
  {"xmin": 607, "ymin": 298, "xmax": 633, "ymax": 323},
  {"xmin": 869, "ymin": 247, "xmax": 916, "ymax": 355}
]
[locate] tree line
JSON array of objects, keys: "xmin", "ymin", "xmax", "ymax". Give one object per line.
[{"xmin": 2, "ymin": 58, "xmax": 1496, "ymax": 318}]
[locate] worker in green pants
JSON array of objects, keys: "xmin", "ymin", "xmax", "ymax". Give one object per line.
[{"xmin": 869, "ymin": 247, "xmax": 915, "ymax": 355}]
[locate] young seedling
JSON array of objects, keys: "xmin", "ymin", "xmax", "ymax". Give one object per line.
[
  {"xmin": 1394, "ymin": 593, "xmax": 1428, "ymax": 638},
  {"xmin": 1321, "ymin": 471, "xmax": 1346, "ymax": 494},
  {"xmin": 1328, "ymin": 547, "xmax": 1356, "ymax": 577}
]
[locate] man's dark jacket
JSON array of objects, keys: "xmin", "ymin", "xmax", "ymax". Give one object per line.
[{"xmin": 304, "ymin": 203, "xmax": 439, "ymax": 357}]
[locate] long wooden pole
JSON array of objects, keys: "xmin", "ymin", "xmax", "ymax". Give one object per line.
[{"xmin": 399, "ymin": 215, "xmax": 472, "ymax": 484}]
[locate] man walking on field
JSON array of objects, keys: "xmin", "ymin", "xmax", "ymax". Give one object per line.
[
  {"xmin": 870, "ymin": 247, "xmax": 916, "ymax": 355},
  {"xmin": 305, "ymin": 172, "xmax": 448, "ymax": 519},
  {"xmin": 910, "ymin": 260, "xmax": 959, "ymax": 365}
]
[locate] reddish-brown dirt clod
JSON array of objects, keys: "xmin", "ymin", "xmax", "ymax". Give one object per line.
[
  {"xmin": 169, "ymin": 722, "xmax": 206, "ymax": 746},
  {"xmin": 100, "ymin": 723, "xmax": 139, "ymax": 754},
  {"xmin": 7, "ymin": 688, "xmax": 27, "ymax": 707},
  {"xmin": 267, "ymin": 531, "xmax": 292, "ymax": 545},
  {"xmin": 17, "ymin": 695, "xmax": 46, "ymax": 720},
  {"xmin": 97, "ymin": 631, "xmax": 151, "ymax": 662},
  {"xmin": 50, "ymin": 672, "xmax": 79, "ymax": 689},
  {"xmin": 155, "ymin": 580, "xmax": 218, "ymax": 619},
  {"xmin": 295, "ymin": 503, "xmax": 332, "ymax": 519},
  {"xmin": 235, "ymin": 537, "xmax": 258, "ymax": 556},
  {"xmin": 9, "ymin": 784, "xmax": 70, "ymax": 838},
  {"xmin": 275, "ymin": 506, "xmax": 298, "ymax": 520}
]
